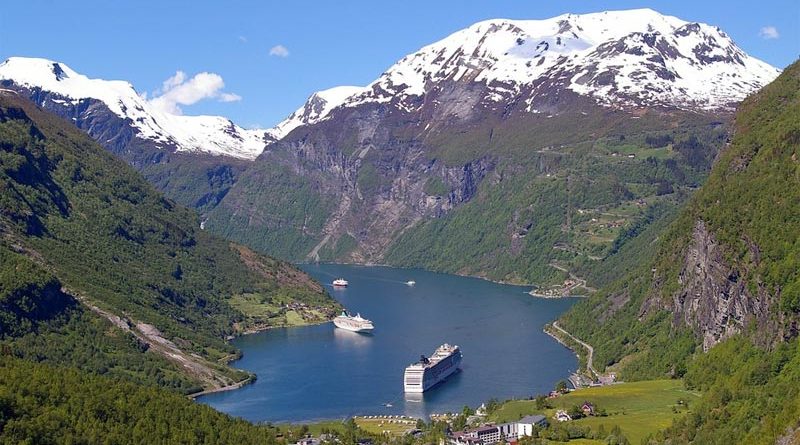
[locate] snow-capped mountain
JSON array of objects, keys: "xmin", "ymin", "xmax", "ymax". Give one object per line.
[
  {"xmin": 0, "ymin": 57, "xmax": 267, "ymax": 160},
  {"xmin": 270, "ymin": 8, "xmax": 778, "ymax": 135},
  {"xmin": 268, "ymin": 86, "xmax": 367, "ymax": 141},
  {"xmin": 206, "ymin": 9, "xmax": 782, "ymax": 269}
]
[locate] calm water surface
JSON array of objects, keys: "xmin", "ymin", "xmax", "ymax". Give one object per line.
[{"xmin": 199, "ymin": 264, "xmax": 578, "ymax": 422}]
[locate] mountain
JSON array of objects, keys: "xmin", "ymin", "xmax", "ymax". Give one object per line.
[
  {"xmin": 0, "ymin": 57, "xmax": 268, "ymax": 160},
  {"xmin": 205, "ymin": 9, "xmax": 779, "ymax": 287},
  {"xmin": 0, "ymin": 57, "xmax": 272, "ymax": 212},
  {"xmin": 0, "ymin": 11, "xmax": 781, "ymax": 288},
  {"xmin": 0, "ymin": 91, "xmax": 338, "ymax": 393},
  {"xmin": 559, "ymin": 61, "xmax": 800, "ymax": 444},
  {"xmin": 270, "ymin": 9, "xmax": 777, "ymax": 125}
]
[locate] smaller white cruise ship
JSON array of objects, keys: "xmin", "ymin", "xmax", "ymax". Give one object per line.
[
  {"xmin": 404, "ymin": 343, "xmax": 462, "ymax": 392},
  {"xmin": 332, "ymin": 278, "xmax": 348, "ymax": 287},
  {"xmin": 333, "ymin": 311, "xmax": 374, "ymax": 332}
]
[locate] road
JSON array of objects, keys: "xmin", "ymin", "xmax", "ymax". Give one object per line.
[{"xmin": 551, "ymin": 321, "xmax": 598, "ymax": 379}]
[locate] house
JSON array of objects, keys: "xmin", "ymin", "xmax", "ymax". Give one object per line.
[
  {"xmin": 452, "ymin": 426, "xmax": 501, "ymax": 445},
  {"xmin": 296, "ymin": 436, "xmax": 320, "ymax": 445},
  {"xmin": 555, "ymin": 410, "xmax": 572, "ymax": 422},
  {"xmin": 516, "ymin": 415, "xmax": 548, "ymax": 436},
  {"xmin": 451, "ymin": 414, "xmax": 549, "ymax": 445},
  {"xmin": 474, "ymin": 426, "xmax": 501, "ymax": 444},
  {"xmin": 581, "ymin": 402, "xmax": 595, "ymax": 416},
  {"xmin": 452, "ymin": 434, "xmax": 482, "ymax": 445}
]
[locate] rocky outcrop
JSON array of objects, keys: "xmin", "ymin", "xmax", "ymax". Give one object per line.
[
  {"xmin": 222, "ymin": 100, "xmax": 498, "ymax": 263},
  {"xmin": 667, "ymin": 221, "xmax": 777, "ymax": 351}
]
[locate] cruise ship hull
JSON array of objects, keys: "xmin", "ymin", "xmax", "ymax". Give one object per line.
[
  {"xmin": 404, "ymin": 345, "xmax": 462, "ymax": 392},
  {"xmin": 333, "ymin": 316, "xmax": 375, "ymax": 332}
]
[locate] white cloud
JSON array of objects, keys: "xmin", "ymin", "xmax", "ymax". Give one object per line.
[
  {"xmin": 219, "ymin": 92, "xmax": 242, "ymax": 102},
  {"xmin": 161, "ymin": 71, "xmax": 187, "ymax": 91},
  {"xmin": 269, "ymin": 44, "xmax": 290, "ymax": 57},
  {"xmin": 149, "ymin": 71, "xmax": 241, "ymax": 115},
  {"xmin": 759, "ymin": 26, "xmax": 779, "ymax": 39}
]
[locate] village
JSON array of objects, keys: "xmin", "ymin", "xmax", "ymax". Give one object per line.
[{"xmin": 289, "ymin": 389, "xmax": 608, "ymax": 445}]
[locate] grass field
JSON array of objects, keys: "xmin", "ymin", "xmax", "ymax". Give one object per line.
[
  {"xmin": 278, "ymin": 416, "xmax": 416, "ymax": 438},
  {"xmin": 490, "ymin": 380, "xmax": 700, "ymax": 444},
  {"xmin": 354, "ymin": 416, "xmax": 418, "ymax": 436},
  {"xmin": 276, "ymin": 420, "xmax": 345, "ymax": 436},
  {"xmin": 230, "ymin": 293, "xmax": 330, "ymax": 328}
]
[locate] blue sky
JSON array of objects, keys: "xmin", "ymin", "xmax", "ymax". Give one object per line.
[{"xmin": 1, "ymin": 0, "xmax": 797, "ymax": 128}]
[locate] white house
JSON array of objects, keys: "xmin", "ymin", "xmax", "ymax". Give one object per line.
[
  {"xmin": 555, "ymin": 410, "xmax": 572, "ymax": 422},
  {"xmin": 516, "ymin": 415, "xmax": 547, "ymax": 436}
]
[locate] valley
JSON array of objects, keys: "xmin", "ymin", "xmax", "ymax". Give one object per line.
[{"xmin": 0, "ymin": 4, "xmax": 797, "ymax": 445}]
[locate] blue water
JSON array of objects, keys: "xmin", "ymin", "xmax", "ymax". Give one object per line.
[{"xmin": 199, "ymin": 264, "xmax": 578, "ymax": 423}]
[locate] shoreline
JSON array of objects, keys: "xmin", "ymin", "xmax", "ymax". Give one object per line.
[
  {"xmin": 192, "ymin": 264, "xmax": 581, "ymax": 403},
  {"xmin": 297, "ymin": 260, "xmax": 537, "ymax": 287},
  {"xmin": 529, "ymin": 292, "xmax": 588, "ymax": 299},
  {"xmin": 188, "ymin": 376, "xmax": 255, "ymax": 399},
  {"xmin": 233, "ymin": 318, "xmax": 333, "ymax": 338}
]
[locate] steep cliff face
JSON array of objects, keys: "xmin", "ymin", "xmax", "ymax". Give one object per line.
[
  {"xmin": 561, "ymin": 60, "xmax": 800, "ymax": 374},
  {"xmin": 209, "ymin": 100, "xmax": 497, "ymax": 263},
  {"xmin": 557, "ymin": 62, "xmax": 800, "ymax": 442},
  {"xmin": 669, "ymin": 221, "xmax": 777, "ymax": 351}
]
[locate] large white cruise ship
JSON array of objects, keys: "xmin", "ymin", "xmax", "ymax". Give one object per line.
[
  {"xmin": 404, "ymin": 343, "xmax": 462, "ymax": 393},
  {"xmin": 333, "ymin": 311, "xmax": 374, "ymax": 333}
]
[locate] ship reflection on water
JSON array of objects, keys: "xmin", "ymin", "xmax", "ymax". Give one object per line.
[{"xmin": 333, "ymin": 326, "xmax": 373, "ymax": 347}]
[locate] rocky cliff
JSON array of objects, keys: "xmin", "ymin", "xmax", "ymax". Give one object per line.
[
  {"xmin": 560, "ymin": 59, "xmax": 800, "ymax": 375},
  {"xmin": 667, "ymin": 221, "xmax": 777, "ymax": 351}
]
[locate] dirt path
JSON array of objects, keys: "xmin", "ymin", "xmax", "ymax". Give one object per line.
[{"xmin": 67, "ymin": 287, "xmax": 243, "ymax": 391}]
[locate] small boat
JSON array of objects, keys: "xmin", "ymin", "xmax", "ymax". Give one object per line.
[
  {"xmin": 383, "ymin": 402, "xmax": 393, "ymax": 407},
  {"xmin": 332, "ymin": 278, "xmax": 349, "ymax": 287},
  {"xmin": 406, "ymin": 280, "xmax": 416, "ymax": 286}
]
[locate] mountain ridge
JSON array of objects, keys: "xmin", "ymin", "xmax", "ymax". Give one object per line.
[
  {"xmin": 0, "ymin": 9, "xmax": 782, "ymax": 289},
  {"xmin": 0, "ymin": 57, "xmax": 270, "ymax": 160},
  {"xmin": 270, "ymin": 8, "xmax": 778, "ymax": 137},
  {"xmin": 205, "ymin": 7, "xmax": 775, "ymax": 285},
  {"xmin": 0, "ymin": 9, "xmax": 779, "ymax": 163}
]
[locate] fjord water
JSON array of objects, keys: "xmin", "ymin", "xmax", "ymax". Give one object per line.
[{"xmin": 200, "ymin": 265, "xmax": 578, "ymax": 422}]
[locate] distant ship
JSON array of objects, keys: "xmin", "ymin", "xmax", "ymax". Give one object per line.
[
  {"xmin": 333, "ymin": 311, "xmax": 374, "ymax": 333},
  {"xmin": 406, "ymin": 280, "xmax": 416, "ymax": 286},
  {"xmin": 404, "ymin": 343, "xmax": 462, "ymax": 393},
  {"xmin": 332, "ymin": 278, "xmax": 349, "ymax": 287}
]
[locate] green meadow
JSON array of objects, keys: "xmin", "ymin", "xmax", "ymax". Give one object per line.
[{"xmin": 491, "ymin": 380, "xmax": 700, "ymax": 444}]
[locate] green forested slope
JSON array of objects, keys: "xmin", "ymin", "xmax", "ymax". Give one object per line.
[
  {"xmin": 0, "ymin": 356, "xmax": 277, "ymax": 445},
  {"xmin": 560, "ymin": 61, "xmax": 800, "ymax": 443},
  {"xmin": 0, "ymin": 93, "xmax": 338, "ymax": 392},
  {"xmin": 383, "ymin": 119, "xmax": 723, "ymax": 286}
]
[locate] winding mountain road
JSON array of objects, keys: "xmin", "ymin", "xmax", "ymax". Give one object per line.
[{"xmin": 552, "ymin": 321, "xmax": 598, "ymax": 379}]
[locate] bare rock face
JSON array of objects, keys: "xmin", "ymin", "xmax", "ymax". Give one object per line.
[
  {"xmin": 237, "ymin": 101, "xmax": 497, "ymax": 263},
  {"xmin": 670, "ymin": 221, "xmax": 776, "ymax": 350}
]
